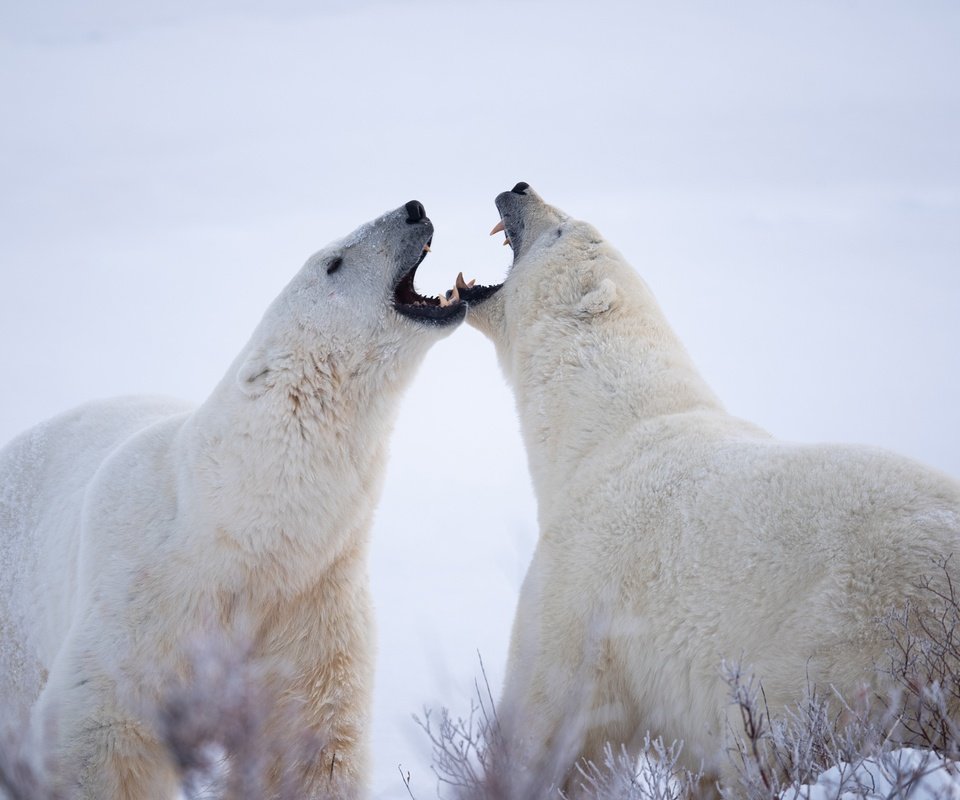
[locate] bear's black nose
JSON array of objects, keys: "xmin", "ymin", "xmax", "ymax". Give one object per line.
[
  {"xmin": 405, "ymin": 200, "xmax": 427, "ymax": 223},
  {"xmin": 511, "ymin": 182, "xmax": 530, "ymax": 195}
]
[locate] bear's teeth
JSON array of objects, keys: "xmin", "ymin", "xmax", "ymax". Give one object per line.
[
  {"xmin": 502, "ymin": 238, "xmax": 510, "ymax": 247},
  {"xmin": 455, "ymin": 272, "xmax": 476, "ymax": 290},
  {"xmin": 489, "ymin": 221, "xmax": 505, "ymax": 236},
  {"xmin": 422, "ymin": 244, "xmax": 431, "ymax": 253},
  {"xmin": 440, "ymin": 285, "xmax": 461, "ymax": 307}
]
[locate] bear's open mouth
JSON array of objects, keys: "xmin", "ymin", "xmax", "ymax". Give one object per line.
[
  {"xmin": 447, "ymin": 182, "xmax": 537, "ymax": 305},
  {"xmin": 449, "ymin": 219, "xmax": 508, "ymax": 306},
  {"xmin": 392, "ymin": 239, "xmax": 467, "ymax": 326}
]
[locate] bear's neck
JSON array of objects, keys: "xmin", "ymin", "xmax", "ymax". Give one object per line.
[
  {"xmin": 178, "ymin": 348, "xmax": 408, "ymax": 593},
  {"xmin": 506, "ymin": 273, "xmax": 722, "ymax": 502}
]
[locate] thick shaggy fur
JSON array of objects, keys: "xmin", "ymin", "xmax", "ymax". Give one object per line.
[
  {"xmin": 0, "ymin": 203, "xmax": 461, "ymax": 798},
  {"xmin": 466, "ymin": 185, "xmax": 960, "ymax": 794}
]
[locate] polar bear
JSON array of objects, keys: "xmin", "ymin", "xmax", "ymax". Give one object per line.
[
  {"xmin": 0, "ymin": 200, "xmax": 465, "ymax": 799},
  {"xmin": 460, "ymin": 183, "xmax": 960, "ymax": 795}
]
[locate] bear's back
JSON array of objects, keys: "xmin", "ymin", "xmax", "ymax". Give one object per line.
[{"xmin": 0, "ymin": 396, "xmax": 193, "ymax": 712}]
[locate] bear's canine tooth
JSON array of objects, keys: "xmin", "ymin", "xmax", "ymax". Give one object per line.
[
  {"xmin": 455, "ymin": 272, "xmax": 476, "ymax": 291},
  {"xmin": 503, "ymin": 238, "xmax": 510, "ymax": 246},
  {"xmin": 490, "ymin": 221, "xmax": 505, "ymax": 236},
  {"xmin": 440, "ymin": 286, "xmax": 460, "ymax": 308}
]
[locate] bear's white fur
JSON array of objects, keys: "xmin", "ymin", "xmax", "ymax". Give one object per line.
[
  {"xmin": 466, "ymin": 185, "xmax": 960, "ymax": 794},
  {"xmin": 0, "ymin": 202, "xmax": 463, "ymax": 798}
]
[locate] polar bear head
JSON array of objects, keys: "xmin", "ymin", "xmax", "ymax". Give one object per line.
[
  {"xmin": 235, "ymin": 200, "xmax": 465, "ymax": 404},
  {"xmin": 461, "ymin": 183, "xmax": 623, "ymax": 375},
  {"xmin": 460, "ymin": 182, "xmax": 719, "ymax": 502}
]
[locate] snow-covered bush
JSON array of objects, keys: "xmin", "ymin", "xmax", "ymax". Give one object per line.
[
  {"xmin": 725, "ymin": 558, "xmax": 960, "ymax": 800},
  {"xmin": 725, "ymin": 663, "xmax": 960, "ymax": 800},
  {"xmin": 413, "ymin": 658, "xmax": 701, "ymax": 800},
  {"xmin": 0, "ymin": 624, "xmax": 330, "ymax": 800},
  {"xmin": 880, "ymin": 560, "xmax": 960, "ymax": 761},
  {"xmin": 4, "ymin": 560, "xmax": 960, "ymax": 799},
  {"xmin": 419, "ymin": 560, "xmax": 960, "ymax": 800}
]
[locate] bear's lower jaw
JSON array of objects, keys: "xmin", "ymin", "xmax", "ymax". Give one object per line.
[
  {"xmin": 441, "ymin": 271, "xmax": 503, "ymax": 311},
  {"xmin": 391, "ymin": 237, "xmax": 466, "ymax": 326},
  {"xmin": 458, "ymin": 282, "xmax": 503, "ymax": 304},
  {"xmin": 393, "ymin": 299, "xmax": 467, "ymax": 326}
]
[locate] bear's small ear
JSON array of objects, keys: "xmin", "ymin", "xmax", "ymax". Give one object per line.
[
  {"xmin": 236, "ymin": 350, "xmax": 275, "ymax": 398},
  {"xmin": 577, "ymin": 278, "xmax": 618, "ymax": 316}
]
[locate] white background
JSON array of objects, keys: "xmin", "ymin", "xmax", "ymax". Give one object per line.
[{"xmin": 1, "ymin": 2, "xmax": 958, "ymax": 796}]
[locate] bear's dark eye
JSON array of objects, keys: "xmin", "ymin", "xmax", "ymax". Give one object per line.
[{"xmin": 326, "ymin": 256, "xmax": 343, "ymax": 275}]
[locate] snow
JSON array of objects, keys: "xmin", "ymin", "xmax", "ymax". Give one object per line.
[
  {"xmin": 788, "ymin": 749, "xmax": 960, "ymax": 800},
  {"xmin": 0, "ymin": 2, "xmax": 958, "ymax": 798}
]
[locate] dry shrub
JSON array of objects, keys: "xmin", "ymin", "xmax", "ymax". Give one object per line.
[
  {"xmin": 572, "ymin": 738, "xmax": 702, "ymax": 800},
  {"xmin": 881, "ymin": 557, "xmax": 960, "ymax": 760},
  {"xmin": 4, "ymin": 559, "xmax": 960, "ymax": 799},
  {"xmin": 0, "ymin": 622, "xmax": 328, "ymax": 800},
  {"xmin": 413, "ymin": 657, "xmax": 701, "ymax": 800},
  {"xmin": 419, "ymin": 559, "xmax": 960, "ymax": 800},
  {"xmin": 723, "ymin": 556, "xmax": 960, "ymax": 800}
]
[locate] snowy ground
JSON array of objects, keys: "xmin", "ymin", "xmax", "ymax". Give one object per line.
[
  {"xmin": 1, "ymin": 2, "xmax": 958, "ymax": 797},
  {"xmin": 789, "ymin": 749, "xmax": 960, "ymax": 800}
]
